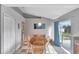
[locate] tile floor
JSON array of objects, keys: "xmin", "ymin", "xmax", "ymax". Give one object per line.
[
  {"xmin": 15, "ymin": 43, "xmax": 57, "ymax": 54},
  {"xmin": 45, "ymin": 44, "xmax": 57, "ymax": 54}
]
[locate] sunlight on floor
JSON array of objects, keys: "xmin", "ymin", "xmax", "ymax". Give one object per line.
[{"xmin": 46, "ymin": 44, "xmax": 57, "ymax": 54}]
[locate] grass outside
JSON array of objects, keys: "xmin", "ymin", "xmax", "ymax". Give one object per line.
[
  {"xmin": 62, "ymin": 32, "xmax": 71, "ymax": 37},
  {"xmin": 62, "ymin": 32, "xmax": 71, "ymax": 40}
]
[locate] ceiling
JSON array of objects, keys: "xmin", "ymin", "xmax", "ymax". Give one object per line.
[{"xmin": 4, "ymin": 4, "xmax": 79, "ymax": 19}]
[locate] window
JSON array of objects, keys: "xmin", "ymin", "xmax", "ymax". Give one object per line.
[{"xmin": 34, "ymin": 23, "xmax": 46, "ymax": 29}]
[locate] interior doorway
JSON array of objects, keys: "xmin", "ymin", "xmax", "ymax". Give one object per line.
[{"xmin": 21, "ymin": 22, "xmax": 25, "ymax": 46}]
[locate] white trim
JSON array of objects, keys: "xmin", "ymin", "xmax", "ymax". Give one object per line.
[{"xmin": 61, "ymin": 47, "xmax": 71, "ymax": 54}]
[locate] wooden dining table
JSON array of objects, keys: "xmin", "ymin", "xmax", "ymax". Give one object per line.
[{"xmin": 30, "ymin": 34, "xmax": 47, "ymax": 54}]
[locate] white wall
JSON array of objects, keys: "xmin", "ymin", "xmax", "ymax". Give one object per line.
[
  {"xmin": 1, "ymin": 5, "xmax": 25, "ymax": 53},
  {"xmin": 25, "ymin": 18, "xmax": 54, "ymax": 39}
]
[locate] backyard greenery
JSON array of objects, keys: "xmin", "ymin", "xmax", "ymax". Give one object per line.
[{"xmin": 62, "ymin": 32, "xmax": 71, "ymax": 37}]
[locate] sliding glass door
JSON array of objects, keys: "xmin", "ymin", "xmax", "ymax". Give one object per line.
[{"xmin": 59, "ymin": 20, "xmax": 72, "ymax": 53}]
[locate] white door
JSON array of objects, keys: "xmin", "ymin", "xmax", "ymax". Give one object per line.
[{"xmin": 4, "ymin": 13, "xmax": 15, "ymax": 53}]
